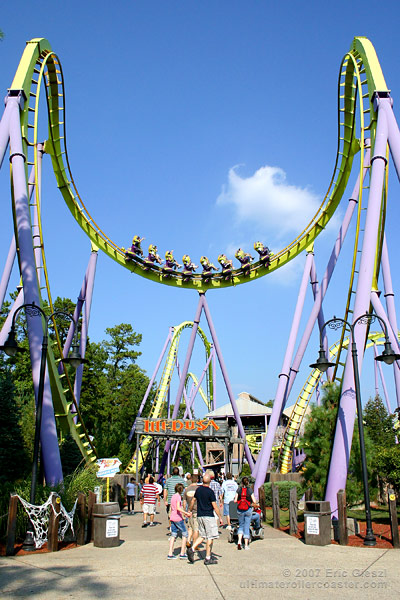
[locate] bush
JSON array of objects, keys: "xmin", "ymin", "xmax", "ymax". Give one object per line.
[{"xmin": 263, "ymin": 481, "xmax": 303, "ymax": 508}]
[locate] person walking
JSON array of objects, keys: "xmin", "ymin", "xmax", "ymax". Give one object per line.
[
  {"xmin": 163, "ymin": 467, "xmax": 186, "ymax": 518},
  {"xmin": 126, "ymin": 477, "xmax": 137, "ymax": 514},
  {"xmin": 140, "ymin": 476, "xmax": 160, "ymax": 527},
  {"xmin": 187, "ymin": 473, "xmax": 223, "ymax": 565},
  {"xmin": 167, "ymin": 483, "xmax": 192, "ymax": 560},
  {"xmin": 183, "ymin": 473, "xmax": 199, "ymax": 548},
  {"xmin": 234, "ymin": 477, "xmax": 257, "ymax": 550},
  {"xmin": 220, "ymin": 472, "xmax": 238, "ymax": 529}
]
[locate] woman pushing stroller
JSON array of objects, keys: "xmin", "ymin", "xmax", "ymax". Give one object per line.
[{"xmin": 234, "ymin": 477, "xmax": 257, "ymax": 550}]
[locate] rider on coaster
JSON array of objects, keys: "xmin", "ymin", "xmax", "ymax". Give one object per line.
[
  {"xmin": 235, "ymin": 248, "xmax": 254, "ymax": 276},
  {"xmin": 218, "ymin": 254, "xmax": 234, "ymax": 281},
  {"xmin": 200, "ymin": 256, "xmax": 218, "ymax": 283},
  {"xmin": 143, "ymin": 244, "xmax": 163, "ymax": 270},
  {"xmin": 182, "ymin": 255, "xmax": 198, "ymax": 282},
  {"xmin": 254, "ymin": 241, "xmax": 271, "ymax": 267},
  {"xmin": 124, "ymin": 235, "xmax": 145, "ymax": 260},
  {"xmin": 163, "ymin": 250, "xmax": 182, "ymax": 277}
]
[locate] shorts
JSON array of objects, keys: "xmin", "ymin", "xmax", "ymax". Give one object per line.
[
  {"xmin": 142, "ymin": 503, "xmax": 155, "ymax": 515},
  {"xmin": 197, "ymin": 516, "xmax": 219, "ymax": 540},
  {"xmin": 170, "ymin": 520, "xmax": 188, "ymax": 538},
  {"xmin": 223, "ymin": 503, "xmax": 230, "ymax": 516},
  {"xmin": 187, "ymin": 514, "xmax": 199, "ymax": 532}
]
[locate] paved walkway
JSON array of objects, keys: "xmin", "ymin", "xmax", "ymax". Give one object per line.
[{"xmin": 0, "ymin": 506, "xmax": 398, "ymax": 599}]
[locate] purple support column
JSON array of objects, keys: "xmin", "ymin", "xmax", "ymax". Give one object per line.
[
  {"xmin": 252, "ymin": 249, "xmax": 314, "ymax": 481},
  {"xmin": 0, "ymin": 289, "xmax": 24, "ymax": 344},
  {"xmin": 159, "ymin": 296, "xmax": 204, "ymax": 474},
  {"xmin": 309, "ymin": 256, "xmax": 332, "ymax": 380},
  {"xmin": 373, "ymin": 344, "xmax": 391, "ymax": 413},
  {"xmin": 155, "ymin": 440, "xmax": 159, "ymax": 473},
  {"xmin": 283, "ymin": 146, "xmax": 371, "ymax": 403},
  {"xmin": 253, "ymin": 150, "xmax": 370, "ymax": 485},
  {"xmin": 1, "ymin": 160, "xmax": 37, "ymax": 310},
  {"xmin": 0, "ymin": 238, "xmax": 16, "ymax": 310},
  {"xmin": 73, "ymin": 249, "xmax": 98, "ymax": 406},
  {"xmin": 8, "ymin": 94, "xmax": 62, "ymax": 485},
  {"xmin": 212, "ymin": 344, "xmax": 217, "ymax": 411},
  {"xmin": 325, "ymin": 101, "xmax": 389, "ymax": 515},
  {"xmin": 0, "ymin": 101, "xmax": 12, "ymax": 168},
  {"xmin": 176, "ymin": 361, "xmax": 205, "ymax": 467},
  {"xmin": 381, "ymin": 236, "xmax": 400, "ymax": 408},
  {"xmin": 202, "ymin": 294, "xmax": 254, "ymax": 469},
  {"xmin": 380, "ymin": 99, "xmax": 400, "ymax": 181},
  {"xmin": 128, "ymin": 328, "xmax": 173, "ymax": 441},
  {"xmin": 184, "ymin": 351, "xmax": 213, "ymax": 414}
]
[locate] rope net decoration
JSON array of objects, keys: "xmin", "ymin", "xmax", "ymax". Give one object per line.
[{"xmin": 17, "ymin": 492, "xmax": 78, "ymax": 549}]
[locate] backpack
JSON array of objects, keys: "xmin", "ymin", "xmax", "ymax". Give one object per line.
[{"xmin": 237, "ymin": 487, "xmax": 251, "ymax": 511}]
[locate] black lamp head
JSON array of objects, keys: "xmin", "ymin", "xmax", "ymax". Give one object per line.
[
  {"xmin": 375, "ymin": 340, "xmax": 400, "ymax": 366},
  {"xmin": 61, "ymin": 342, "xmax": 86, "ymax": 369},
  {"xmin": 0, "ymin": 328, "xmax": 26, "ymax": 357},
  {"xmin": 310, "ymin": 347, "xmax": 336, "ymax": 373}
]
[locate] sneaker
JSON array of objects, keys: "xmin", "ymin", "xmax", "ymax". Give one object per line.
[
  {"xmin": 167, "ymin": 555, "xmax": 177, "ymax": 560},
  {"xmin": 179, "ymin": 554, "xmax": 188, "ymax": 559},
  {"xmin": 149, "ymin": 523, "xmax": 155, "ymax": 527},
  {"xmin": 244, "ymin": 545, "xmax": 250, "ymax": 550},
  {"xmin": 187, "ymin": 547, "xmax": 195, "ymax": 563},
  {"xmin": 226, "ymin": 525, "xmax": 231, "ymax": 531},
  {"xmin": 204, "ymin": 557, "xmax": 218, "ymax": 565},
  {"xmin": 237, "ymin": 543, "xmax": 242, "ymax": 550}
]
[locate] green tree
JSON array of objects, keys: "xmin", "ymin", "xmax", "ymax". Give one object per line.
[
  {"xmin": 364, "ymin": 395, "xmax": 396, "ymax": 447},
  {"xmin": 0, "ymin": 373, "xmax": 28, "ymax": 482},
  {"xmin": 301, "ymin": 382, "xmax": 375, "ymax": 505}
]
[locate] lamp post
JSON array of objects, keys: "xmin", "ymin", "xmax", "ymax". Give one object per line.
[
  {"xmin": 0, "ymin": 301, "xmax": 85, "ymax": 550},
  {"xmin": 310, "ymin": 312, "xmax": 400, "ymax": 547}
]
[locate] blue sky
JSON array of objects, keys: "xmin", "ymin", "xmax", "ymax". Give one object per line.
[{"xmin": 1, "ymin": 1, "xmax": 400, "ymax": 419}]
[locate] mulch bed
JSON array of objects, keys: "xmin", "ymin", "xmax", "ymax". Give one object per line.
[
  {"xmin": 279, "ymin": 521, "xmax": 399, "ymax": 549},
  {"xmin": 0, "ymin": 540, "xmax": 78, "ymax": 557}
]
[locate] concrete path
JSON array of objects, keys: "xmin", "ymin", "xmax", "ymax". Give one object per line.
[{"xmin": 0, "ymin": 506, "xmax": 398, "ymax": 599}]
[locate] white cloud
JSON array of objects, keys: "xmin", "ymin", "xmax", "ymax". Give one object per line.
[{"xmin": 217, "ymin": 165, "xmax": 322, "ymax": 243}]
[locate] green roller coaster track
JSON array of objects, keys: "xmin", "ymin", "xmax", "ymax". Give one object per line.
[
  {"xmin": 125, "ymin": 322, "xmax": 213, "ymax": 474},
  {"xmin": 6, "ymin": 36, "xmax": 390, "ymax": 464}
]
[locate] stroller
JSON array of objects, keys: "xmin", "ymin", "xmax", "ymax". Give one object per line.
[{"xmin": 227, "ymin": 501, "xmax": 265, "ymax": 544}]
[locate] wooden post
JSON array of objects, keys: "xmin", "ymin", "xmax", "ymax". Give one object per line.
[
  {"xmin": 289, "ymin": 486, "xmax": 298, "ymax": 535},
  {"xmin": 271, "ymin": 484, "xmax": 280, "ymax": 528},
  {"xmin": 6, "ymin": 494, "xmax": 18, "ymax": 556},
  {"xmin": 76, "ymin": 493, "xmax": 86, "ymax": 546},
  {"xmin": 304, "ymin": 487, "xmax": 313, "ymax": 502},
  {"xmin": 87, "ymin": 490, "xmax": 96, "ymax": 543},
  {"xmin": 258, "ymin": 485, "xmax": 266, "ymax": 522},
  {"xmin": 337, "ymin": 489, "xmax": 348, "ymax": 546},
  {"xmin": 48, "ymin": 494, "xmax": 60, "ymax": 552},
  {"xmin": 388, "ymin": 488, "xmax": 400, "ymax": 548}
]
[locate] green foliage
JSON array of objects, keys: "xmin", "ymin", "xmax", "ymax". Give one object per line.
[
  {"xmin": 263, "ymin": 481, "xmax": 303, "ymax": 508},
  {"xmin": 301, "ymin": 382, "xmax": 376, "ymax": 506},
  {"xmin": 60, "ymin": 434, "xmax": 85, "ymax": 476},
  {"xmin": 374, "ymin": 445, "xmax": 400, "ymax": 491},
  {"xmin": 364, "ymin": 395, "xmax": 396, "ymax": 447},
  {"xmin": 0, "ymin": 372, "xmax": 29, "ymax": 482}
]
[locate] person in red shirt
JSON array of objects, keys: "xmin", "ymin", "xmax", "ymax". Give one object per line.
[{"xmin": 140, "ymin": 476, "xmax": 160, "ymax": 527}]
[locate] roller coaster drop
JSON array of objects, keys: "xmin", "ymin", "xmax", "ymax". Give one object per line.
[{"xmin": 1, "ymin": 37, "xmax": 400, "ymax": 517}]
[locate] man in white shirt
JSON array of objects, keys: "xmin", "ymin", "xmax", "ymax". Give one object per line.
[{"xmin": 220, "ymin": 473, "xmax": 238, "ymax": 530}]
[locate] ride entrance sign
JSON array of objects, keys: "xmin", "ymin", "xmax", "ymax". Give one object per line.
[{"xmin": 136, "ymin": 417, "xmax": 229, "ymax": 439}]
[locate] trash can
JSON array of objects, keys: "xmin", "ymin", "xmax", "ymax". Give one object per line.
[
  {"xmin": 93, "ymin": 502, "xmax": 121, "ymax": 548},
  {"xmin": 304, "ymin": 501, "xmax": 331, "ymax": 546}
]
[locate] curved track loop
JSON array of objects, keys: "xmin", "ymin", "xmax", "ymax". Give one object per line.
[
  {"xmin": 278, "ymin": 332, "xmax": 390, "ymax": 474},
  {"xmin": 13, "ymin": 44, "xmax": 97, "ymax": 464},
  {"xmin": 10, "ymin": 37, "xmax": 387, "ymax": 292},
  {"xmin": 125, "ymin": 322, "xmax": 213, "ymax": 474}
]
